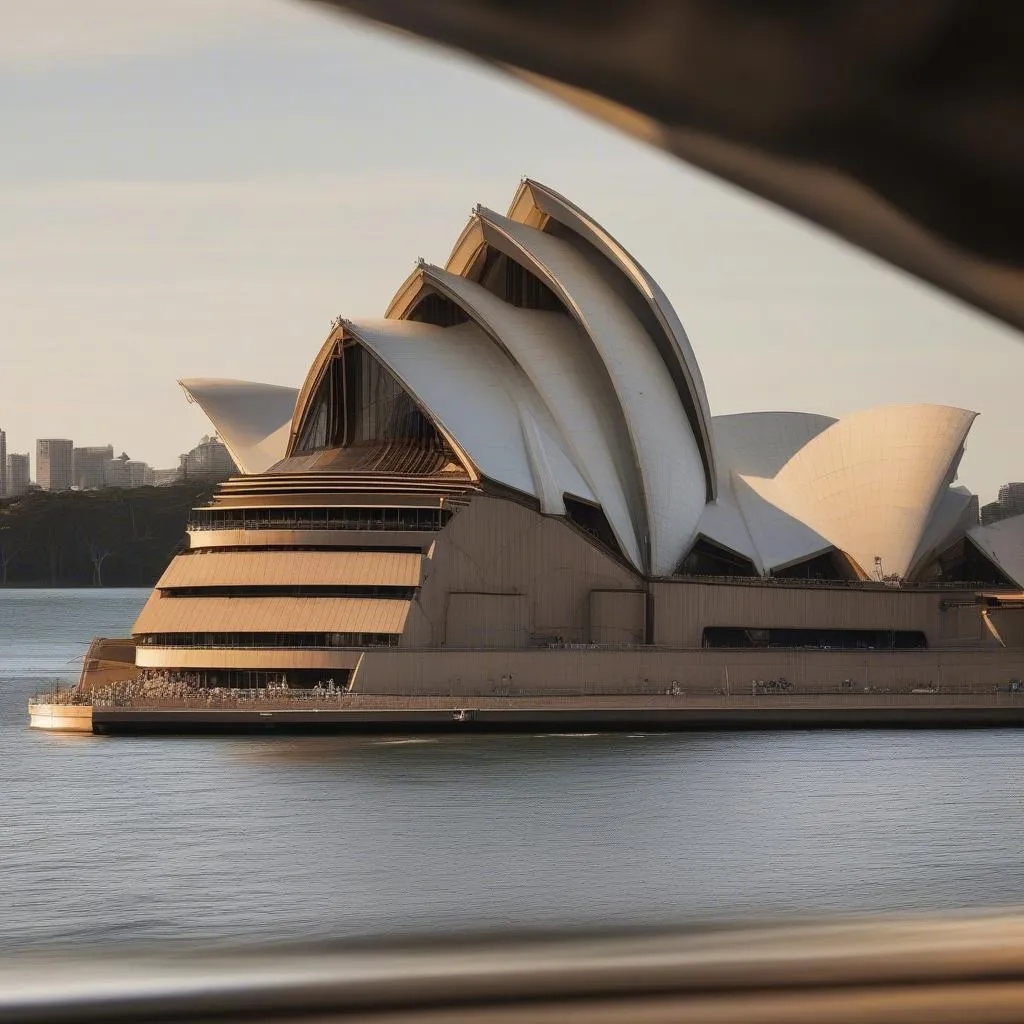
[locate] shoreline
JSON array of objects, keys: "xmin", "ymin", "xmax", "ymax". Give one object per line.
[{"xmin": 0, "ymin": 585, "xmax": 152, "ymax": 590}]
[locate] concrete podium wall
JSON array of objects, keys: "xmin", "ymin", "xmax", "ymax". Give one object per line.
[{"xmin": 352, "ymin": 647, "xmax": 1024, "ymax": 697}]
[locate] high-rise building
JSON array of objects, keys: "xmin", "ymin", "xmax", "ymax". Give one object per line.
[
  {"xmin": 36, "ymin": 439, "xmax": 73, "ymax": 491},
  {"xmin": 967, "ymin": 494, "xmax": 980, "ymax": 526},
  {"xmin": 0, "ymin": 427, "xmax": 6, "ymax": 497},
  {"xmin": 998, "ymin": 483, "xmax": 1024, "ymax": 518},
  {"xmin": 179, "ymin": 435, "xmax": 236, "ymax": 482},
  {"xmin": 73, "ymin": 444, "xmax": 114, "ymax": 490},
  {"xmin": 5, "ymin": 453, "xmax": 30, "ymax": 497},
  {"xmin": 125, "ymin": 460, "xmax": 151, "ymax": 488},
  {"xmin": 103, "ymin": 452, "xmax": 132, "ymax": 489},
  {"xmin": 981, "ymin": 483, "xmax": 1024, "ymax": 525}
]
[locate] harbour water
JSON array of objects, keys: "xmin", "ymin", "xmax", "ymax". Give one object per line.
[{"xmin": 2, "ymin": 588, "xmax": 1023, "ymax": 953}]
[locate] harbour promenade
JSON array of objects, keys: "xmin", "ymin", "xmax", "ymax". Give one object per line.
[{"xmin": 28, "ymin": 687, "xmax": 1024, "ymax": 734}]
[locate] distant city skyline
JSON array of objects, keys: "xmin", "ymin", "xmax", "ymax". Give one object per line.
[
  {"xmin": 0, "ymin": 428, "xmax": 169, "ymax": 486},
  {"xmin": 2, "ymin": 0, "xmax": 1023, "ymax": 502},
  {"xmin": 0, "ymin": 425, "xmax": 235, "ymax": 494}
]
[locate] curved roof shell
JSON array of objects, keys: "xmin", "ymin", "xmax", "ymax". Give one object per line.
[
  {"xmin": 712, "ymin": 412, "xmax": 836, "ymax": 480},
  {"xmin": 969, "ymin": 515, "xmax": 1024, "ymax": 589},
  {"xmin": 506, "ymin": 178, "xmax": 716, "ymax": 500},
  {"xmin": 907, "ymin": 486, "xmax": 978, "ymax": 580},
  {"xmin": 446, "ymin": 208, "xmax": 706, "ymax": 576},
  {"xmin": 184, "ymin": 180, "xmax": 992, "ymax": 587},
  {"xmin": 696, "ymin": 412, "xmax": 839, "ymax": 570},
  {"xmin": 179, "ymin": 378, "xmax": 297, "ymax": 475},
  {"xmin": 386, "ymin": 263, "xmax": 645, "ymax": 568},
  {"xmin": 342, "ymin": 317, "xmax": 595, "ymax": 510},
  {"xmin": 739, "ymin": 404, "xmax": 976, "ymax": 578}
]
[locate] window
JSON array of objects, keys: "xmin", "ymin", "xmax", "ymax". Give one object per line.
[
  {"xmin": 136, "ymin": 632, "xmax": 400, "ymax": 648},
  {"xmin": 563, "ymin": 496, "xmax": 623, "ymax": 559},
  {"xmin": 702, "ymin": 627, "xmax": 927, "ymax": 650},
  {"xmin": 160, "ymin": 585, "xmax": 417, "ymax": 599},
  {"xmin": 188, "ymin": 506, "xmax": 452, "ymax": 532},
  {"xmin": 677, "ymin": 538, "xmax": 758, "ymax": 577},
  {"xmin": 293, "ymin": 343, "xmax": 451, "ymax": 455}
]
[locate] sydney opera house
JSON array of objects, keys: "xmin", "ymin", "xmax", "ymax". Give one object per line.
[{"xmin": 117, "ymin": 179, "xmax": 1024, "ymax": 698}]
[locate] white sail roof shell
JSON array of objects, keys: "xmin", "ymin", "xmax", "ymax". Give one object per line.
[
  {"xmin": 386, "ymin": 264, "xmax": 645, "ymax": 568},
  {"xmin": 695, "ymin": 412, "xmax": 838, "ymax": 569},
  {"xmin": 507, "ymin": 179, "xmax": 717, "ymax": 500},
  {"xmin": 178, "ymin": 378, "xmax": 298, "ymax": 475},
  {"xmin": 177, "ymin": 182, "xmax": 992, "ymax": 587},
  {"xmin": 712, "ymin": 412, "xmax": 837, "ymax": 479},
  {"xmin": 467, "ymin": 208, "xmax": 706, "ymax": 575},
  {"xmin": 969, "ymin": 515, "xmax": 1024, "ymax": 588},
  {"xmin": 739, "ymin": 404, "xmax": 976, "ymax": 577},
  {"xmin": 343, "ymin": 318, "xmax": 595, "ymax": 512},
  {"xmin": 908, "ymin": 486, "xmax": 977, "ymax": 578}
]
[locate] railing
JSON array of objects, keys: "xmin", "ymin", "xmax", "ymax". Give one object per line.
[
  {"xmin": 30, "ymin": 687, "xmax": 93, "ymax": 706},
  {"xmin": 33, "ymin": 688, "xmax": 1024, "ymax": 712},
  {"xmin": 187, "ymin": 517, "xmax": 445, "ymax": 533},
  {"xmin": 132, "ymin": 640, "xmax": 1016, "ymax": 653},
  {"xmin": 663, "ymin": 573, "xmax": 1018, "ymax": 592},
  {"xmin": 135, "ymin": 640, "xmax": 398, "ymax": 650}
]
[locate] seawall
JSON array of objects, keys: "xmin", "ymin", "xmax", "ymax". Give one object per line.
[{"xmin": 27, "ymin": 704, "xmax": 93, "ymax": 733}]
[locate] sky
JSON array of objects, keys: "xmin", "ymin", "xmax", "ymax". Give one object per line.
[{"xmin": 2, "ymin": 0, "xmax": 1022, "ymax": 501}]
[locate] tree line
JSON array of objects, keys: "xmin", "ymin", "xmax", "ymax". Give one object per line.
[{"xmin": 0, "ymin": 483, "xmax": 211, "ymax": 586}]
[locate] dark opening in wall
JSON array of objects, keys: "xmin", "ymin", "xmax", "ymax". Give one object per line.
[
  {"xmin": 407, "ymin": 291, "xmax": 470, "ymax": 327},
  {"xmin": 702, "ymin": 627, "xmax": 928, "ymax": 650},
  {"xmin": 295, "ymin": 346, "xmax": 344, "ymax": 451},
  {"xmin": 917, "ymin": 537, "xmax": 1016, "ymax": 587},
  {"xmin": 477, "ymin": 248, "xmax": 568, "ymax": 313},
  {"xmin": 143, "ymin": 669, "xmax": 352, "ymax": 690},
  {"xmin": 772, "ymin": 549, "xmax": 859, "ymax": 581},
  {"xmin": 294, "ymin": 343, "xmax": 456, "ymax": 458},
  {"xmin": 184, "ymin": 545, "xmax": 428, "ymax": 555},
  {"xmin": 563, "ymin": 495, "xmax": 623, "ymax": 560},
  {"xmin": 343, "ymin": 344, "xmax": 441, "ymax": 448},
  {"xmin": 161, "ymin": 585, "xmax": 418, "ymax": 599},
  {"xmin": 677, "ymin": 537, "xmax": 758, "ymax": 577},
  {"xmin": 136, "ymin": 632, "xmax": 399, "ymax": 649},
  {"xmin": 189, "ymin": 505, "xmax": 452, "ymax": 532}
]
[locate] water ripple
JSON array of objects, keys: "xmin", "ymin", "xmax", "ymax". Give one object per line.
[{"xmin": 2, "ymin": 589, "xmax": 1022, "ymax": 953}]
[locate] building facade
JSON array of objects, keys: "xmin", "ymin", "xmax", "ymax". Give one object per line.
[
  {"xmin": 102, "ymin": 453, "xmax": 131, "ymax": 489},
  {"xmin": 151, "ymin": 467, "xmax": 182, "ymax": 487},
  {"xmin": 73, "ymin": 445, "xmax": 114, "ymax": 490},
  {"xmin": 126, "ymin": 461, "xmax": 152, "ymax": 487},
  {"xmin": 0, "ymin": 428, "xmax": 6, "ymax": 497},
  {"xmin": 982, "ymin": 483, "xmax": 1024, "ymax": 526},
  {"xmin": 36, "ymin": 439, "xmax": 73, "ymax": 492},
  {"xmin": 179, "ymin": 435, "xmax": 236, "ymax": 483},
  {"xmin": 95, "ymin": 180, "xmax": 1024, "ymax": 695},
  {"xmin": 5, "ymin": 453, "xmax": 31, "ymax": 497}
]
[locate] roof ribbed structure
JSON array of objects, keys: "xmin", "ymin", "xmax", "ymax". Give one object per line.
[
  {"xmin": 180, "ymin": 179, "xmax": 1000, "ymax": 585},
  {"xmin": 506, "ymin": 179, "xmax": 716, "ymax": 500},
  {"xmin": 739, "ymin": 405, "xmax": 976, "ymax": 578}
]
